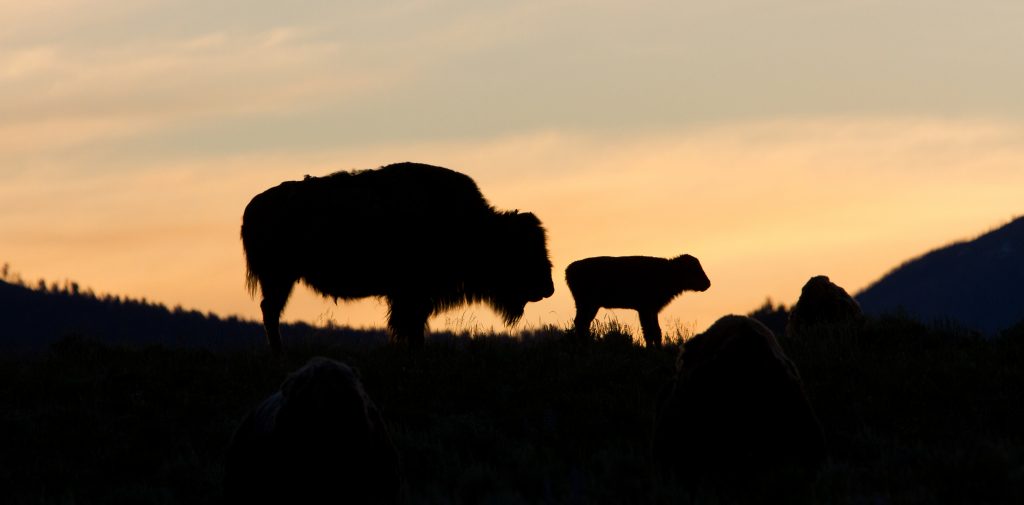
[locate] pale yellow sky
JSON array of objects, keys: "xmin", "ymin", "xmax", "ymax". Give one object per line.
[{"xmin": 2, "ymin": 1, "xmax": 1023, "ymax": 336}]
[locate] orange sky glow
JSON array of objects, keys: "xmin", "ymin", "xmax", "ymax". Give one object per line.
[
  {"xmin": 3, "ymin": 1, "xmax": 1023, "ymax": 339},
  {"xmin": 4, "ymin": 118, "xmax": 1023, "ymax": 337}
]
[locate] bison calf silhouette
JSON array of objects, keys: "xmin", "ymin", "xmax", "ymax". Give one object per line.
[
  {"xmin": 241, "ymin": 162, "xmax": 555, "ymax": 351},
  {"xmin": 565, "ymin": 254, "xmax": 710, "ymax": 347},
  {"xmin": 224, "ymin": 357, "xmax": 403, "ymax": 504}
]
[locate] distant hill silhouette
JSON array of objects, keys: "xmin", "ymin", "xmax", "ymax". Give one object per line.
[
  {"xmin": 0, "ymin": 275, "xmax": 384, "ymax": 352},
  {"xmin": 856, "ymin": 216, "xmax": 1024, "ymax": 335}
]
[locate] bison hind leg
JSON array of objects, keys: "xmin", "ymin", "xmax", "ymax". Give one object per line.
[
  {"xmin": 638, "ymin": 309, "xmax": 663, "ymax": 348},
  {"xmin": 387, "ymin": 297, "xmax": 432, "ymax": 349},
  {"xmin": 258, "ymin": 276, "xmax": 296, "ymax": 354}
]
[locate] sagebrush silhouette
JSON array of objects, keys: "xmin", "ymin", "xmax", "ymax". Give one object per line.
[
  {"xmin": 241, "ymin": 162, "xmax": 555, "ymax": 351},
  {"xmin": 224, "ymin": 357, "xmax": 403, "ymax": 504},
  {"xmin": 565, "ymin": 254, "xmax": 710, "ymax": 347}
]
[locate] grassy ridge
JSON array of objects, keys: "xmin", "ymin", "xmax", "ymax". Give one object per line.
[
  {"xmin": 790, "ymin": 318, "xmax": 1024, "ymax": 504},
  {"xmin": 1, "ymin": 319, "xmax": 1023, "ymax": 504}
]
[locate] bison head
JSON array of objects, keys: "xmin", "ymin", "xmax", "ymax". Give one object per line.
[
  {"xmin": 485, "ymin": 211, "xmax": 555, "ymax": 324},
  {"xmin": 671, "ymin": 254, "xmax": 712, "ymax": 292}
]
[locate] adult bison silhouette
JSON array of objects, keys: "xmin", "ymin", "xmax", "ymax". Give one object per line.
[{"xmin": 241, "ymin": 162, "xmax": 555, "ymax": 352}]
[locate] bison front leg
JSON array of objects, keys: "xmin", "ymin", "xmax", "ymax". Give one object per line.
[
  {"xmin": 387, "ymin": 297, "xmax": 432, "ymax": 348},
  {"xmin": 259, "ymin": 277, "xmax": 295, "ymax": 354},
  {"xmin": 572, "ymin": 304, "xmax": 599, "ymax": 343},
  {"xmin": 638, "ymin": 310, "xmax": 663, "ymax": 348}
]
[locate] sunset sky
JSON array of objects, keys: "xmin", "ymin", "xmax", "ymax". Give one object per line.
[{"xmin": 3, "ymin": 1, "xmax": 1023, "ymax": 337}]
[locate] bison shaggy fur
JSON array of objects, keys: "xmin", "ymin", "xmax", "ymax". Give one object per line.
[
  {"xmin": 565, "ymin": 254, "xmax": 710, "ymax": 347},
  {"xmin": 786, "ymin": 275, "xmax": 865, "ymax": 337},
  {"xmin": 224, "ymin": 357, "xmax": 403, "ymax": 504},
  {"xmin": 654, "ymin": 315, "xmax": 826, "ymax": 489},
  {"xmin": 241, "ymin": 162, "xmax": 555, "ymax": 351}
]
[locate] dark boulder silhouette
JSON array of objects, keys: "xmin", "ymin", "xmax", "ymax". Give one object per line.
[
  {"xmin": 224, "ymin": 357, "xmax": 403, "ymax": 505},
  {"xmin": 786, "ymin": 275, "xmax": 864, "ymax": 336},
  {"xmin": 654, "ymin": 315, "xmax": 825, "ymax": 483},
  {"xmin": 856, "ymin": 216, "xmax": 1024, "ymax": 335},
  {"xmin": 565, "ymin": 254, "xmax": 710, "ymax": 347},
  {"xmin": 241, "ymin": 162, "xmax": 555, "ymax": 351}
]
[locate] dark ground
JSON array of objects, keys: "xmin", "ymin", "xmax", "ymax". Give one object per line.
[{"xmin": 2, "ymin": 317, "xmax": 1023, "ymax": 504}]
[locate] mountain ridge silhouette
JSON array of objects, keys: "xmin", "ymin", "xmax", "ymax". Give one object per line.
[{"xmin": 856, "ymin": 216, "xmax": 1024, "ymax": 335}]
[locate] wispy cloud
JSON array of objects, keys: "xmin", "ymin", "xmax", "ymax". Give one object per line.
[
  {"xmin": 5, "ymin": 0, "xmax": 1024, "ymax": 163},
  {"xmin": 0, "ymin": 29, "xmax": 398, "ymax": 157},
  {"xmin": 0, "ymin": 45, "xmax": 60, "ymax": 78}
]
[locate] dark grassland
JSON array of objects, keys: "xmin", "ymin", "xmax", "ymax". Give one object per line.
[{"xmin": 2, "ymin": 318, "xmax": 1023, "ymax": 504}]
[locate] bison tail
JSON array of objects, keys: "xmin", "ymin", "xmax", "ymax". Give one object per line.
[
  {"xmin": 241, "ymin": 210, "xmax": 265, "ymax": 299},
  {"xmin": 244, "ymin": 251, "xmax": 261, "ymax": 298},
  {"xmin": 245, "ymin": 266, "xmax": 260, "ymax": 299}
]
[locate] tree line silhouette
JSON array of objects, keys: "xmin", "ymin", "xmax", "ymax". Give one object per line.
[{"xmin": 0, "ymin": 264, "xmax": 384, "ymax": 352}]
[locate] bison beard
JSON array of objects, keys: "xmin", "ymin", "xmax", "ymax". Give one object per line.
[{"xmin": 241, "ymin": 162, "xmax": 555, "ymax": 352}]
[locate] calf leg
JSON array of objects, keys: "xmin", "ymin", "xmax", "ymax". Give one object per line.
[
  {"xmin": 638, "ymin": 310, "xmax": 663, "ymax": 348},
  {"xmin": 573, "ymin": 304, "xmax": 599, "ymax": 343},
  {"xmin": 387, "ymin": 297, "xmax": 432, "ymax": 349},
  {"xmin": 259, "ymin": 277, "xmax": 295, "ymax": 354}
]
